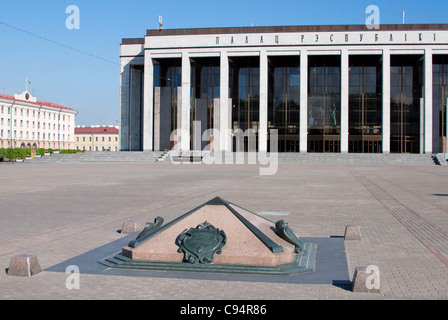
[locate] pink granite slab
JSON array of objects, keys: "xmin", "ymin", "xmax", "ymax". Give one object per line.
[{"xmin": 122, "ymin": 205, "xmax": 297, "ymax": 266}]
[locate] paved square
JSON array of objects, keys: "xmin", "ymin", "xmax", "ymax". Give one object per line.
[{"xmin": 0, "ymin": 160, "xmax": 447, "ymax": 299}]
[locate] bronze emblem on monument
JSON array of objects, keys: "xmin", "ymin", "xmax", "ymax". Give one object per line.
[{"xmin": 176, "ymin": 222, "xmax": 227, "ymax": 264}]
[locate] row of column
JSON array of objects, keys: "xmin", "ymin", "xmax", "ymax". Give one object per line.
[{"xmin": 142, "ymin": 49, "xmax": 434, "ymax": 154}]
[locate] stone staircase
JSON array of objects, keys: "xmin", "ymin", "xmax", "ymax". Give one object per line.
[
  {"xmin": 28, "ymin": 151, "xmax": 446, "ymax": 166},
  {"xmin": 162, "ymin": 151, "xmax": 439, "ymax": 165},
  {"xmin": 275, "ymin": 153, "xmax": 437, "ymax": 165},
  {"xmin": 32, "ymin": 151, "xmax": 163, "ymax": 163}
]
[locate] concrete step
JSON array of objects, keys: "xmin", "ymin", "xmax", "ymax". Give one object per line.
[
  {"xmin": 30, "ymin": 151, "xmax": 441, "ymax": 166},
  {"xmin": 275, "ymin": 153, "xmax": 435, "ymax": 165},
  {"xmin": 33, "ymin": 151, "xmax": 163, "ymax": 163}
]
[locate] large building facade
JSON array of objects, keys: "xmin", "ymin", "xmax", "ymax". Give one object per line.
[
  {"xmin": 120, "ymin": 24, "xmax": 448, "ymax": 154},
  {"xmin": 0, "ymin": 91, "xmax": 77, "ymax": 149}
]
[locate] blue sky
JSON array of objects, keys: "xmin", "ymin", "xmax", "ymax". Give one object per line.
[{"xmin": 0, "ymin": 0, "xmax": 446, "ymax": 126}]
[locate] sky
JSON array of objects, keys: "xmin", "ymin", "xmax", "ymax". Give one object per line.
[{"xmin": 0, "ymin": 0, "xmax": 447, "ymax": 126}]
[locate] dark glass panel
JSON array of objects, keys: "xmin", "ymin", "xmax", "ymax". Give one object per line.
[
  {"xmin": 268, "ymin": 55, "xmax": 300, "ymax": 152},
  {"xmin": 390, "ymin": 55, "xmax": 423, "ymax": 154},
  {"xmin": 348, "ymin": 55, "xmax": 382, "ymax": 153},
  {"xmin": 307, "ymin": 55, "xmax": 340, "ymax": 153}
]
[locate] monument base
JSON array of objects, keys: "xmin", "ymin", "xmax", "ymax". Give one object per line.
[{"xmin": 100, "ymin": 240, "xmax": 317, "ymax": 276}]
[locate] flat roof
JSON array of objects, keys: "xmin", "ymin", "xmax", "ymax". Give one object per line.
[
  {"xmin": 145, "ymin": 23, "xmax": 448, "ymax": 37},
  {"xmin": 122, "ymin": 24, "xmax": 448, "ymax": 45}
]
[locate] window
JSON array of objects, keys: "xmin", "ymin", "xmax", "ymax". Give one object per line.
[
  {"xmin": 390, "ymin": 55, "xmax": 423, "ymax": 154},
  {"xmin": 229, "ymin": 56, "xmax": 260, "ymax": 152},
  {"xmin": 308, "ymin": 55, "xmax": 341, "ymax": 153},
  {"xmin": 348, "ymin": 55, "xmax": 382, "ymax": 153},
  {"xmin": 433, "ymin": 55, "xmax": 448, "ymax": 153},
  {"xmin": 268, "ymin": 56, "xmax": 300, "ymax": 152}
]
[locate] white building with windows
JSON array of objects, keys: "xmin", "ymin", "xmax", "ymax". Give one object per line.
[
  {"xmin": 120, "ymin": 24, "xmax": 448, "ymax": 154},
  {"xmin": 74, "ymin": 125, "xmax": 120, "ymax": 151},
  {"xmin": 0, "ymin": 91, "xmax": 77, "ymax": 149}
]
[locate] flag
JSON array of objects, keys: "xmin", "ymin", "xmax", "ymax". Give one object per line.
[{"xmin": 26, "ymin": 78, "xmax": 31, "ymax": 84}]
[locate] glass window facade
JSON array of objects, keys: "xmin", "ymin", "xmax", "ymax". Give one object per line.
[
  {"xmin": 153, "ymin": 58, "xmax": 182, "ymax": 135},
  {"xmin": 390, "ymin": 55, "xmax": 423, "ymax": 154},
  {"xmin": 268, "ymin": 56, "xmax": 300, "ymax": 152},
  {"xmin": 190, "ymin": 57, "xmax": 220, "ymax": 150},
  {"xmin": 308, "ymin": 55, "xmax": 341, "ymax": 152},
  {"xmin": 229, "ymin": 57, "xmax": 260, "ymax": 151},
  {"xmin": 348, "ymin": 55, "xmax": 382, "ymax": 153},
  {"xmin": 153, "ymin": 58, "xmax": 181, "ymax": 149},
  {"xmin": 433, "ymin": 55, "xmax": 448, "ymax": 153}
]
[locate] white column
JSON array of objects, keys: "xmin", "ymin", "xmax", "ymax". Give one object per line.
[
  {"xmin": 382, "ymin": 49, "xmax": 391, "ymax": 153},
  {"xmin": 424, "ymin": 48, "xmax": 433, "ymax": 154},
  {"xmin": 340, "ymin": 49, "xmax": 349, "ymax": 153},
  {"xmin": 181, "ymin": 52, "xmax": 191, "ymax": 150},
  {"xmin": 300, "ymin": 50, "xmax": 308, "ymax": 153},
  {"xmin": 259, "ymin": 50, "xmax": 268, "ymax": 152},
  {"xmin": 143, "ymin": 51, "xmax": 154, "ymax": 151},
  {"xmin": 219, "ymin": 51, "xmax": 230, "ymax": 151}
]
